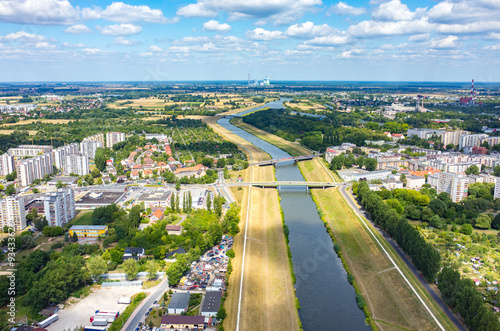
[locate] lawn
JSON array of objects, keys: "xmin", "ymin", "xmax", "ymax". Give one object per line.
[{"xmin": 64, "ymin": 210, "xmax": 93, "ymax": 230}]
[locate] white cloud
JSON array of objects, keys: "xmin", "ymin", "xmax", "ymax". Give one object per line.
[
  {"xmin": 64, "ymin": 24, "xmax": 91, "ymax": 34},
  {"xmin": 485, "ymin": 32, "xmax": 500, "ymax": 40},
  {"xmin": 82, "ymin": 2, "xmax": 177, "ymax": 24},
  {"xmin": 81, "ymin": 48, "xmax": 110, "ymax": 55},
  {"xmin": 100, "ymin": 24, "xmax": 142, "ymax": 36},
  {"xmin": 408, "ymin": 33, "xmax": 430, "ymax": 41},
  {"xmin": 428, "ymin": 35, "xmax": 459, "ymax": 48},
  {"xmin": 0, "ymin": 31, "xmax": 46, "ymax": 43},
  {"xmin": 436, "ymin": 21, "xmax": 500, "ymax": 34},
  {"xmin": 24, "ymin": 41, "xmax": 56, "ymax": 49},
  {"xmin": 285, "ymin": 21, "xmax": 334, "ymax": 38},
  {"xmin": 0, "ymin": 0, "xmax": 78, "ymax": 25},
  {"xmin": 63, "ymin": 42, "xmax": 86, "ymax": 48},
  {"xmin": 113, "ymin": 37, "xmax": 142, "ymax": 46},
  {"xmin": 245, "ymin": 28, "xmax": 285, "ymax": 41},
  {"xmin": 171, "ymin": 36, "xmax": 211, "ymax": 45},
  {"xmin": 348, "ymin": 19, "xmax": 433, "ymax": 37},
  {"xmin": 339, "ymin": 51, "xmax": 353, "ymax": 58},
  {"xmin": 329, "ymin": 2, "xmax": 366, "ymax": 16},
  {"xmin": 148, "ymin": 46, "xmax": 163, "ymax": 52},
  {"xmin": 203, "ymin": 20, "xmax": 232, "ymax": 32},
  {"xmin": 372, "ymin": 0, "xmax": 426, "ymax": 21},
  {"xmin": 426, "ymin": 0, "xmax": 500, "ymax": 24},
  {"xmin": 484, "ymin": 43, "xmax": 500, "ymax": 50},
  {"xmin": 304, "ymin": 34, "xmax": 350, "ymax": 45},
  {"xmin": 177, "ymin": 0, "xmax": 322, "ymax": 25}
]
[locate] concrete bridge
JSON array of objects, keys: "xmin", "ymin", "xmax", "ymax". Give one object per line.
[
  {"xmin": 225, "ymin": 181, "xmax": 339, "ymax": 191},
  {"xmin": 250, "ymin": 154, "xmax": 319, "ymax": 166}
]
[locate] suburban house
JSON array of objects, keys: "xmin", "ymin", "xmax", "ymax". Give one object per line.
[
  {"xmin": 165, "ymin": 224, "xmax": 183, "ymax": 235},
  {"xmin": 123, "ymin": 247, "xmax": 145, "ymax": 261},
  {"xmin": 150, "ymin": 209, "xmax": 164, "ymax": 223},
  {"xmin": 166, "ymin": 247, "xmax": 186, "ymax": 259}
]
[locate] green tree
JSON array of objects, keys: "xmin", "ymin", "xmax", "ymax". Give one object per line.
[
  {"xmin": 91, "ymin": 168, "xmax": 101, "ymax": 178},
  {"xmin": 72, "ymin": 232, "xmax": 78, "ymax": 242},
  {"xmin": 492, "ymin": 213, "xmax": 500, "ymax": 230},
  {"xmin": 364, "ymin": 158, "xmax": 378, "ymax": 171},
  {"xmin": 5, "ymin": 171, "xmax": 16, "ymax": 181},
  {"xmin": 474, "ymin": 214, "xmax": 491, "ymax": 229},
  {"xmin": 86, "ymin": 255, "xmax": 107, "ymax": 281},
  {"xmin": 460, "ymin": 223, "xmax": 473, "ymax": 235},
  {"xmin": 399, "ymin": 173, "xmax": 407, "ymax": 187},
  {"xmin": 145, "ymin": 260, "xmax": 158, "ymax": 280},
  {"xmin": 494, "ymin": 165, "xmax": 500, "ymax": 177},
  {"xmin": 465, "ymin": 164, "xmax": 480, "ymax": 175},
  {"xmin": 123, "ymin": 258, "xmax": 138, "ymax": 280},
  {"xmin": 5, "ymin": 184, "xmax": 15, "ymax": 196},
  {"xmin": 94, "ymin": 148, "xmax": 107, "ymax": 172}
]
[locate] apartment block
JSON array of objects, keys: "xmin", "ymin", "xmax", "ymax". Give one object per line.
[
  {"xmin": 406, "ymin": 175, "xmax": 426, "ymax": 190},
  {"xmin": 0, "ymin": 195, "xmax": 26, "ymax": 231},
  {"xmin": 0, "ymin": 153, "xmax": 15, "ymax": 176},
  {"xmin": 53, "ymin": 143, "xmax": 79, "ymax": 170},
  {"xmin": 63, "ymin": 153, "xmax": 89, "ymax": 176},
  {"xmin": 16, "ymin": 153, "xmax": 53, "ymax": 187},
  {"xmin": 44, "ymin": 187, "xmax": 76, "ymax": 227},
  {"xmin": 84, "ymin": 133, "xmax": 105, "ymax": 147},
  {"xmin": 435, "ymin": 172, "xmax": 469, "ymax": 203},
  {"xmin": 441, "ymin": 130, "xmax": 469, "ymax": 147},
  {"xmin": 7, "ymin": 145, "xmax": 52, "ymax": 158},
  {"xmin": 80, "ymin": 140, "xmax": 102, "ymax": 159},
  {"xmin": 494, "ymin": 177, "xmax": 500, "ymax": 200},
  {"xmin": 481, "ymin": 136, "xmax": 500, "ymax": 148},
  {"xmin": 106, "ymin": 131, "xmax": 125, "ymax": 148},
  {"xmin": 407, "ymin": 128, "xmax": 444, "ymax": 140},
  {"xmin": 459, "ymin": 134, "xmax": 488, "ymax": 150}
]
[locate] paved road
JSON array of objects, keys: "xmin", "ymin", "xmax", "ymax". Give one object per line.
[
  {"xmin": 339, "ymin": 186, "xmax": 466, "ymax": 331},
  {"xmin": 123, "ymin": 277, "xmax": 170, "ymax": 331}
]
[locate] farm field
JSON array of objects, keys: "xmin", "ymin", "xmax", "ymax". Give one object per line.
[
  {"xmin": 298, "ymin": 159, "xmax": 457, "ymax": 330},
  {"xmin": 0, "ymin": 129, "xmax": 38, "ymax": 135},
  {"xmin": 0, "ymin": 119, "xmax": 72, "ymax": 127}
]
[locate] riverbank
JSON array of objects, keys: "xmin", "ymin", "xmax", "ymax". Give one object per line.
[
  {"xmin": 298, "ymin": 159, "xmax": 457, "ymax": 330},
  {"xmin": 204, "ymin": 116, "xmax": 300, "ymax": 331}
]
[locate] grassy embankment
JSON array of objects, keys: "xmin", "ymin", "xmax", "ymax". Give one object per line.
[
  {"xmin": 204, "ymin": 117, "xmax": 300, "ymax": 331},
  {"xmin": 299, "ymin": 158, "xmax": 458, "ymax": 331}
]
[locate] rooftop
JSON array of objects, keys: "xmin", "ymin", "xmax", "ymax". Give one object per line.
[
  {"xmin": 70, "ymin": 225, "xmax": 108, "ymax": 230},
  {"xmin": 161, "ymin": 315, "xmax": 204, "ymax": 325},
  {"xmin": 201, "ymin": 291, "xmax": 222, "ymax": 313},
  {"xmin": 167, "ymin": 292, "xmax": 190, "ymax": 310}
]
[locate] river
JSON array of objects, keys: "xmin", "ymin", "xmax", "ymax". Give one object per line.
[{"xmin": 217, "ymin": 100, "xmax": 369, "ymax": 330}]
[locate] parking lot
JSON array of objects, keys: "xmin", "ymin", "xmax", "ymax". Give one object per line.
[{"xmin": 47, "ymin": 286, "xmax": 148, "ymax": 331}]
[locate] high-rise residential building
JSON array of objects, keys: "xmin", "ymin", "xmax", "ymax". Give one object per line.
[
  {"xmin": 44, "ymin": 187, "xmax": 76, "ymax": 227},
  {"xmin": 63, "ymin": 153, "xmax": 89, "ymax": 176},
  {"xmin": 441, "ymin": 131, "xmax": 469, "ymax": 148},
  {"xmin": 0, "ymin": 153, "xmax": 15, "ymax": 176},
  {"xmin": 84, "ymin": 133, "xmax": 105, "ymax": 148},
  {"xmin": 106, "ymin": 131, "xmax": 125, "ymax": 148},
  {"xmin": 459, "ymin": 134, "xmax": 488, "ymax": 150},
  {"xmin": 481, "ymin": 136, "xmax": 500, "ymax": 148},
  {"xmin": 407, "ymin": 128, "xmax": 444, "ymax": 140},
  {"xmin": 435, "ymin": 172, "xmax": 469, "ymax": 203},
  {"xmin": 80, "ymin": 140, "xmax": 102, "ymax": 159},
  {"xmin": 7, "ymin": 145, "xmax": 52, "ymax": 158},
  {"xmin": 53, "ymin": 143, "xmax": 79, "ymax": 170},
  {"xmin": 16, "ymin": 153, "xmax": 53, "ymax": 187},
  {"xmin": 0, "ymin": 195, "xmax": 26, "ymax": 231}
]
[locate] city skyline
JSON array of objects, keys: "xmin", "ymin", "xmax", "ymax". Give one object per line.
[{"xmin": 0, "ymin": 0, "xmax": 499, "ymax": 82}]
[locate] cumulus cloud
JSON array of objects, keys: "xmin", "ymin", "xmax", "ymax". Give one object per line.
[
  {"xmin": 63, "ymin": 42, "xmax": 86, "ymax": 48},
  {"xmin": 245, "ymin": 28, "xmax": 285, "ymax": 41},
  {"xmin": 408, "ymin": 33, "xmax": 430, "ymax": 41},
  {"xmin": 64, "ymin": 24, "xmax": 91, "ymax": 34},
  {"xmin": 0, "ymin": 0, "xmax": 79, "ymax": 25},
  {"xmin": 177, "ymin": 0, "xmax": 322, "ymax": 25},
  {"xmin": 426, "ymin": 0, "xmax": 500, "ymax": 24},
  {"xmin": 0, "ymin": 31, "xmax": 46, "ymax": 43},
  {"xmin": 285, "ymin": 21, "xmax": 334, "ymax": 38},
  {"xmin": 348, "ymin": 19, "xmax": 433, "ymax": 37},
  {"xmin": 148, "ymin": 45, "xmax": 163, "ymax": 52},
  {"xmin": 24, "ymin": 41, "xmax": 56, "ymax": 49},
  {"xmin": 372, "ymin": 0, "xmax": 426, "ymax": 21},
  {"xmin": 428, "ymin": 35, "xmax": 459, "ymax": 48},
  {"xmin": 435, "ymin": 21, "xmax": 500, "ymax": 34},
  {"xmin": 100, "ymin": 24, "xmax": 142, "ymax": 36},
  {"xmin": 81, "ymin": 48, "xmax": 110, "ymax": 55},
  {"xmin": 82, "ymin": 2, "xmax": 177, "ymax": 24},
  {"xmin": 304, "ymin": 34, "xmax": 350, "ymax": 46},
  {"xmin": 484, "ymin": 43, "xmax": 500, "ymax": 50},
  {"xmin": 329, "ymin": 2, "xmax": 366, "ymax": 16},
  {"xmin": 113, "ymin": 37, "xmax": 142, "ymax": 46},
  {"xmin": 203, "ymin": 20, "xmax": 232, "ymax": 32}
]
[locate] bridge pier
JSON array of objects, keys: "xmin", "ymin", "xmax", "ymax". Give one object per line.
[{"xmin": 306, "ymin": 186, "xmax": 309, "ymax": 194}]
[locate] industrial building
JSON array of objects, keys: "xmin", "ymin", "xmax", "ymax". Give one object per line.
[
  {"xmin": 201, "ymin": 291, "xmax": 222, "ymax": 317},
  {"xmin": 167, "ymin": 292, "xmax": 190, "ymax": 314}
]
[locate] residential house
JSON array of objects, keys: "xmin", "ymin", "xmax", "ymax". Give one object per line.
[
  {"xmin": 165, "ymin": 224, "xmax": 183, "ymax": 235},
  {"xmin": 160, "ymin": 315, "xmax": 205, "ymax": 330},
  {"xmin": 123, "ymin": 247, "xmax": 145, "ymax": 261}
]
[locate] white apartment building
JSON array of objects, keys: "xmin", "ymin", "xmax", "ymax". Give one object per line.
[
  {"xmin": 106, "ymin": 131, "xmax": 125, "ymax": 148},
  {"xmin": 84, "ymin": 133, "xmax": 105, "ymax": 147},
  {"xmin": 53, "ymin": 143, "xmax": 79, "ymax": 170},
  {"xmin": 0, "ymin": 196, "xmax": 26, "ymax": 231},
  {"xmin": 44, "ymin": 187, "xmax": 76, "ymax": 227},
  {"xmin": 0, "ymin": 153, "xmax": 15, "ymax": 176},
  {"xmin": 441, "ymin": 131, "xmax": 469, "ymax": 147},
  {"xmin": 16, "ymin": 153, "xmax": 53, "ymax": 187},
  {"xmin": 407, "ymin": 128, "xmax": 444, "ymax": 140},
  {"xmin": 80, "ymin": 140, "xmax": 102, "ymax": 159},
  {"xmin": 8, "ymin": 145, "xmax": 52, "ymax": 158},
  {"xmin": 145, "ymin": 133, "xmax": 172, "ymax": 143},
  {"xmin": 494, "ymin": 177, "xmax": 500, "ymax": 200},
  {"xmin": 406, "ymin": 175, "xmax": 426, "ymax": 190},
  {"xmin": 459, "ymin": 134, "xmax": 488, "ymax": 150},
  {"xmin": 433, "ymin": 172, "xmax": 469, "ymax": 203},
  {"xmin": 63, "ymin": 153, "xmax": 89, "ymax": 176},
  {"xmin": 481, "ymin": 136, "xmax": 500, "ymax": 148}
]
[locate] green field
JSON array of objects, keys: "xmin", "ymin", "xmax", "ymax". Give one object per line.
[{"xmin": 65, "ymin": 211, "xmax": 93, "ymax": 229}]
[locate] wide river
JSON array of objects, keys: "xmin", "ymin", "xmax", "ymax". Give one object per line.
[{"xmin": 217, "ymin": 100, "xmax": 369, "ymax": 330}]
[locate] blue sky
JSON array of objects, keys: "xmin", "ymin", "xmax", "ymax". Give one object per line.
[{"xmin": 0, "ymin": 0, "xmax": 499, "ymax": 82}]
